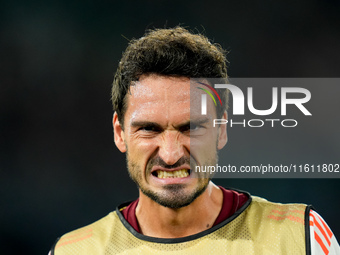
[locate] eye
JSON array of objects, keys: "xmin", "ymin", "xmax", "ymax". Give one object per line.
[
  {"xmin": 180, "ymin": 123, "xmax": 202, "ymax": 133},
  {"xmin": 139, "ymin": 125, "xmax": 161, "ymax": 132},
  {"xmin": 190, "ymin": 123, "xmax": 201, "ymax": 131}
]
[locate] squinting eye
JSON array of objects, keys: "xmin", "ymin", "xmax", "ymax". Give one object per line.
[
  {"xmin": 140, "ymin": 126, "xmax": 160, "ymax": 132},
  {"xmin": 180, "ymin": 124, "xmax": 202, "ymax": 133},
  {"xmin": 190, "ymin": 124, "xmax": 199, "ymax": 131}
]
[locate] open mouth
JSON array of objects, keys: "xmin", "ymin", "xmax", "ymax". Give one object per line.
[{"xmin": 152, "ymin": 169, "xmax": 190, "ymax": 179}]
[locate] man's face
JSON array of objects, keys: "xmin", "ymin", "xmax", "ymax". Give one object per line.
[{"xmin": 113, "ymin": 74, "xmax": 227, "ymax": 209}]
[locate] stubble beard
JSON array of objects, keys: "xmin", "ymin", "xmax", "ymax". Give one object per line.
[{"xmin": 126, "ymin": 154, "xmax": 217, "ymax": 209}]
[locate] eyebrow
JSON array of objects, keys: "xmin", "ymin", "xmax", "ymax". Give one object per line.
[
  {"xmin": 131, "ymin": 121, "xmax": 162, "ymax": 128},
  {"xmin": 130, "ymin": 117, "xmax": 211, "ymax": 129},
  {"xmin": 189, "ymin": 117, "xmax": 211, "ymax": 125}
]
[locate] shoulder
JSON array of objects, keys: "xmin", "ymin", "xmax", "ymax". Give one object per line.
[
  {"xmin": 51, "ymin": 211, "xmax": 120, "ymax": 255},
  {"xmin": 250, "ymin": 196, "xmax": 340, "ymax": 255},
  {"xmin": 251, "ymin": 195, "xmax": 308, "ymax": 215},
  {"xmin": 248, "ymin": 196, "xmax": 309, "ymax": 234},
  {"xmin": 247, "ymin": 195, "xmax": 308, "ymax": 224}
]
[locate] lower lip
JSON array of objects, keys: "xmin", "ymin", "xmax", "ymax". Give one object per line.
[{"xmin": 150, "ymin": 173, "xmax": 192, "ymax": 185}]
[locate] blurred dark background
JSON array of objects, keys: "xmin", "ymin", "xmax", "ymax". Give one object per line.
[{"xmin": 1, "ymin": 0, "xmax": 340, "ymax": 254}]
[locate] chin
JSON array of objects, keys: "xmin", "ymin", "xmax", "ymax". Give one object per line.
[{"xmin": 141, "ymin": 183, "xmax": 208, "ymax": 209}]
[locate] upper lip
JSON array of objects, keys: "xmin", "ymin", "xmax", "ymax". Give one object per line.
[{"xmin": 151, "ymin": 165, "xmax": 191, "ymax": 173}]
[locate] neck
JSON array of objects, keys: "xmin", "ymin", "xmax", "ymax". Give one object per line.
[{"xmin": 135, "ymin": 181, "xmax": 223, "ymax": 238}]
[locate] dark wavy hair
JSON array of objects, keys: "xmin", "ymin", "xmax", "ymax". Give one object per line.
[{"xmin": 112, "ymin": 26, "xmax": 229, "ymax": 126}]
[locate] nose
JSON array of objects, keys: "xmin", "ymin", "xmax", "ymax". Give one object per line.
[{"xmin": 158, "ymin": 130, "xmax": 186, "ymax": 166}]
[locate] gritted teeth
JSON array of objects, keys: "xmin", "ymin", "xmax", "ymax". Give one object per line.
[{"xmin": 155, "ymin": 169, "xmax": 189, "ymax": 179}]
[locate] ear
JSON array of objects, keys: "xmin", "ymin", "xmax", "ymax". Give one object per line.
[
  {"xmin": 217, "ymin": 111, "xmax": 228, "ymax": 150},
  {"xmin": 113, "ymin": 112, "xmax": 127, "ymax": 153}
]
